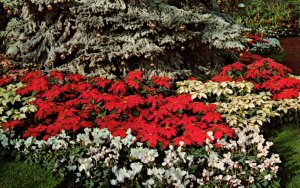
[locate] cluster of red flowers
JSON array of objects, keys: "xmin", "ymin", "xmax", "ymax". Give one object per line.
[
  {"xmin": 245, "ymin": 35, "xmax": 268, "ymax": 46},
  {"xmin": 212, "ymin": 58, "xmax": 300, "ymax": 100},
  {"xmin": 2, "ymin": 70, "xmax": 235, "ymax": 148},
  {"xmin": 0, "ymin": 77, "xmax": 13, "ymax": 87},
  {"xmin": 0, "ymin": 56, "xmax": 28, "ymax": 87},
  {"xmin": 239, "ymin": 51, "xmax": 264, "ymax": 65},
  {"xmin": 238, "ymin": 35, "xmax": 278, "ymax": 65}
]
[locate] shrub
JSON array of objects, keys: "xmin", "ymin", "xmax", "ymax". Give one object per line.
[{"xmin": 0, "ymin": 0, "xmax": 243, "ymax": 77}]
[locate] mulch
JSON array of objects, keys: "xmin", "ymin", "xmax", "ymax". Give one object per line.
[{"xmin": 280, "ymin": 37, "xmax": 300, "ymax": 75}]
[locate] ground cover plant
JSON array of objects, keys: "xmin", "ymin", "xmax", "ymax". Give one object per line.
[
  {"xmin": 0, "ymin": 155, "xmax": 62, "ymax": 188},
  {"xmin": 1, "ymin": 54, "xmax": 300, "ymax": 187}
]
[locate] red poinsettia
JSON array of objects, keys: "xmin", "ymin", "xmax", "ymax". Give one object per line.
[
  {"xmin": 50, "ymin": 70, "xmax": 64, "ymax": 81},
  {"xmin": 245, "ymin": 35, "xmax": 269, "ymax": 46},
  {"xmin": 2, "ymin": 120, "xmax": 23, "ymax": 130},
  {"xmin": 91, "ymin": 77, "xmax": 111, "ymax": 89},
  {"xmin": 20, "ymin": 71, "xmax": 42, "ymax": 83},
  {"xmin": 239, "ymin": 51, "xmax": 264, "ymax": 64},
  {"xmin": 212, "ymin": 75, "xmax": 233, "ymax": 83},
  {"xmin": 272, "ymin": 89, "xmax": 299, "ymax": 100},
  {"xmin": 67, "ymin": 73, "xmax": 86, "ymax": 82},
  {"xmin": 0, "ymin": 77, "xmax": 13, "ymax": 87},
  {"xmin": 152, "ymin": 76, "xmax": 171, "ymax": 89},
  {"xmin": 17, "ymin": 76, "xmax": 49, "ymax": 95},
  {"xmin": 125, "ymin": 70, "xmax": 143, "ymax": 90},
  {"xmin": 213, "ymin": 56, "xmax": 300, "ymax": 100},
  {"xmin": 109, "ymin": 81, "xmax": 127, "ymax": 95},
  {"xmin": 5, "ymin": 70, "xmax": 237, "ymax": 149}
]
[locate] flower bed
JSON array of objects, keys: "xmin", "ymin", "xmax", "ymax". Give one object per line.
[
  {"xmin": 231, "ymin": 0, "xmax": 300, "ymax": 37},
  {"xmin": 1, "ymin": 57, "xmax": 300, "ymax": 187}
]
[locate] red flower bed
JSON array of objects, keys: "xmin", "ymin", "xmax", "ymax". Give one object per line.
[
  {"xmin": 2, "ymin": 70, "xmax": 235, "ymax": 148},
  {"xmin": 212, "ymin": 57, "xmax": 300, "ymax": 100},
  {"xmin": 239, "ymin": 51, "xmax": 264, "ymax": 65}
]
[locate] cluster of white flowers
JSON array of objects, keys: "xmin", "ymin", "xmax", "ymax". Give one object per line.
[
  {"xmin": 0, "ymin": 82, "xmax": 36, "ymax": 122},
  {"xmin": 177, "ymin": 80, "xmax": 300, "ymax": 132},
  {"xmin": 130, "ymin": 146, "xmax": 158, "ymax": 163},
  {"xmin": 174, "ymin": 79, "xmax": 300, "ymax": 187},
  {"xmin": 0, "ymin": 125, "xmax": 282, "ymax": 187},
  {"xmin": 177, "ymin": 80, "xmax": 254, "ymax": 100},
  {"xmin": 111, "ymin": 162, "xmax": 143, "ymax": 185},
  {"xmin": 0, "ymin": 128, "xmax": 9, "ymax": 147},
  {"xmin": 216, "ymin": 92, "xmax": 300, "ymax": 131}
]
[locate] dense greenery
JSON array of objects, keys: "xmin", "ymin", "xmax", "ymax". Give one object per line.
[
  {"xmin": 265, "ymin": 123, "xmax": 300, "ymax": 188},
  {"xmin": 0, "ymin": 155, "xmax": 61, "ymax": 188},
  {"xmin": 228, "ymin": 0, "xmax": 300, "ymax": 37}
]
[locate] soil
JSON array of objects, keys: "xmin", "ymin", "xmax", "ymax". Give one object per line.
[{"xmin": 279, "ymin": 37, "xmax": 300, "ymax": 75}]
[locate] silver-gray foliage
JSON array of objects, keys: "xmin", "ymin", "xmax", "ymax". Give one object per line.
[{"xmin": 0, "ymin": 0, "xmax": 244, "ymax": 77}]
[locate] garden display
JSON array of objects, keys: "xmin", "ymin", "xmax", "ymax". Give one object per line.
[
  {"xmin": 228, "ymin": 0, "xmax": 300, "ymax": 37},
  {"xmin": 1, "ymin": 0, "xmax": 300, "ymax": 187}
]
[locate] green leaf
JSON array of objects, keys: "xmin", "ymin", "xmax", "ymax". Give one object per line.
[
  {"xmin": 272, "ymin": 70, "xmax": 278, "ymax": 75},
  {"xmin": 6, "ymin": 110, "xmax": 12, "ymax": 116},
  {"xmin": 236, "ymin": 70, "xmax": 242, "ymax": 77},
  {"xmin": 97, "ymin": 111, "xmax": 107, "ymax": 118},
  {"xmin": 90, "ymin": 99, "xmax": 95, "ymax": 105},
  {"xmin": 262, "ymin": 181, "xmax": 268, "ymax": 187},
  {"xmin": 177, "ymin": 109, "xmax": 183, "ymax": 114},
  {"xmin": 19, "ymin": 114, "xmax": 27, "ymax": 119},
  {"xmin": 15, "ymin": 95, "xmax": 21, "ymax": 102},
  {"xmin": 20, "ymin": 106, "xmax": 28, "ymax": 113},
  {"xmin": 29, "ymin": 105, "xmax": 37, "ymax": 112},
  {"xmin": 131, "ymin": 110, "xmax": 139, "ymax": 117},
  {"xmin": 255, "ymin": 77, "xmax": 261, "ymax": 84},
  {"xmin": 31, "ymin": 91, "xmax": 36, "ymax": 97}
]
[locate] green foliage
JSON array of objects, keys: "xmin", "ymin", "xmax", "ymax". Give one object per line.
[
  {"xmin": 233, "ymin": 0, "xmax": 300, "ymax": 37},
  {"xmin": 265, "ymin": 123, "xmax": 300, "ymax": 188},
  {"xmin": 0, "ymin": 0, "xmax": 243, "ymax": 77},
  {"xmin": 0, "ymin": 155, "xmax": 62, "ymax": 188}
]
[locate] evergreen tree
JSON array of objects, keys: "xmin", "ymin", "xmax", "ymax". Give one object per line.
[
  {"xmin": 0, "ymin": 0, "xmax": 243, "ymax": 78},
  {"xmin": 0, "ymin": 2, "xmax": 9, "ymax": 52}
]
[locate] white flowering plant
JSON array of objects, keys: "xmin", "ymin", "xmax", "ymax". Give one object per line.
[
  {"xmin": 0, "ymin": 127, "xmax": 281, "ymax": 188},
  {"xmin": 0, "ymin": 83, "xmax": 36, "ymax": 123}
]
